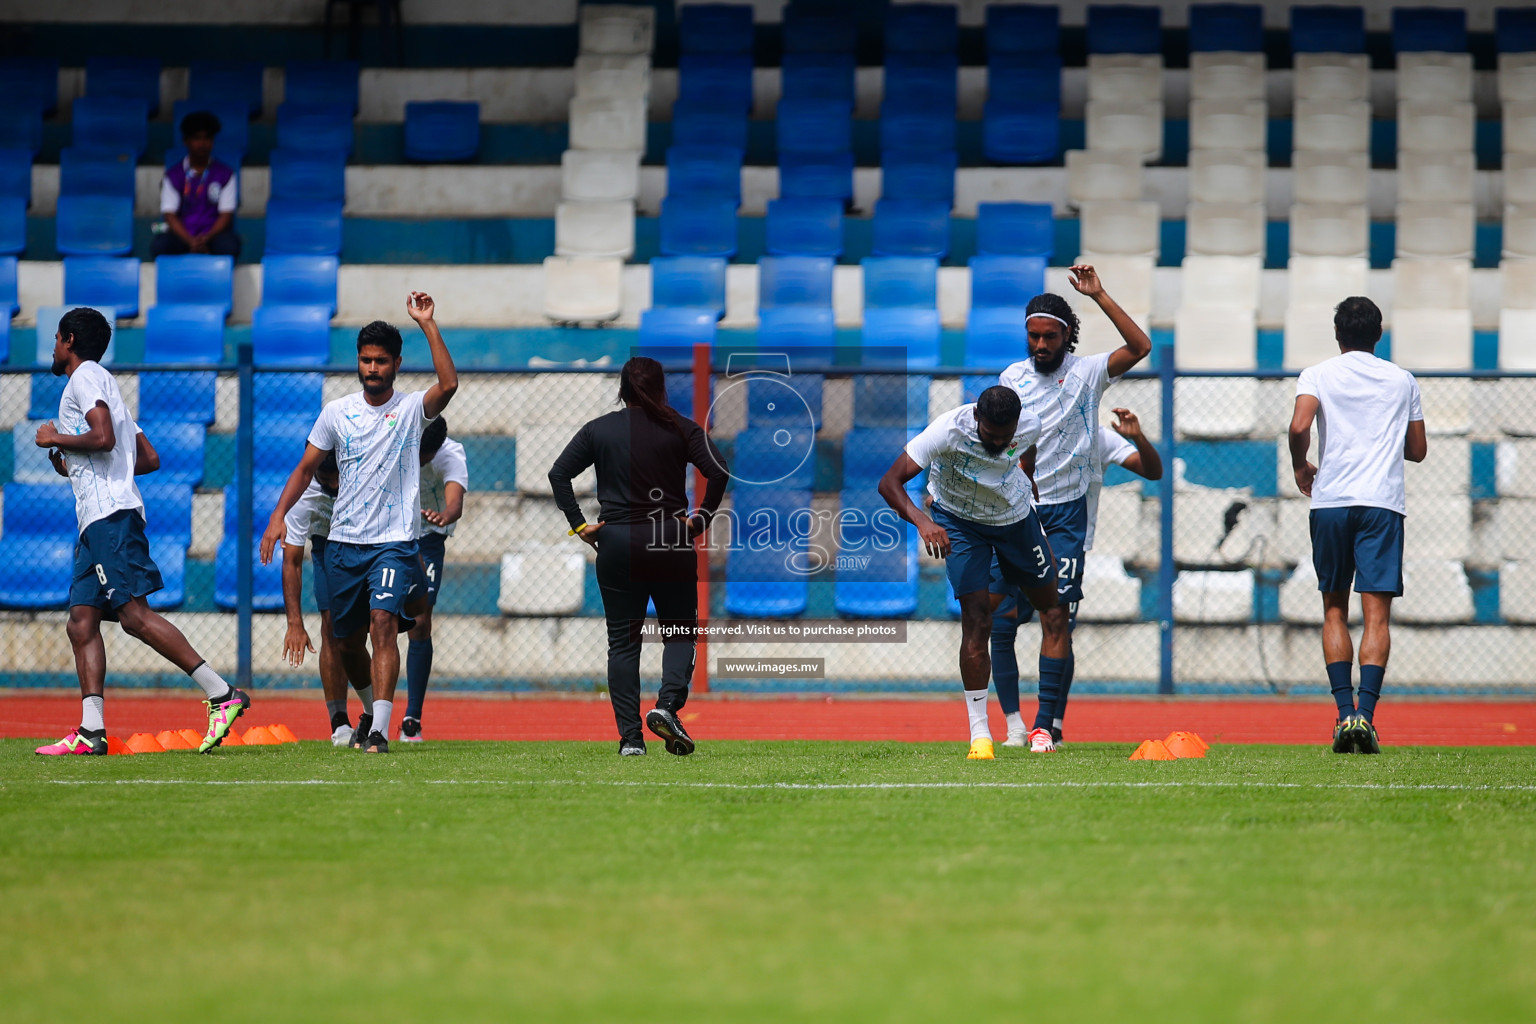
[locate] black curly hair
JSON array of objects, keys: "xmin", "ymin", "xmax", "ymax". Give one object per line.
[{"xmin": 1024, "ymin": 292, "xmax": 1080, "ymax": 352}]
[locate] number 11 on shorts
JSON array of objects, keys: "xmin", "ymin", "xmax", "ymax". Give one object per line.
[{"xmin": 380, "ymin": 567, "xmax": 396, "ymax": 589}]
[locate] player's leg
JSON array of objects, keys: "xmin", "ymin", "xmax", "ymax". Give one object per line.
[
  {"xmin": 1349, "ymin": 508, "xmax": 1404, "ymax": 754},
  {"xmin": 596, "ymin": 524, "xmax": 651, "ymax": 753},
  {"xmin": 1001, "ymin": 512, "xmax": 1065, "ymax": 752},
  {"xmin": 115, "ymin": 596, "xmax": 250, "ymax": 752},
  {"xmin": 1310, "ymin": 508, "xmax": 1360, "ymax": 750},
  {"xmin": 646, "ymin": 551, "xmax": 700, "ymax": 756},
  {"xmin": 37, "ymin": 604, "xmax": 110, "ymax": 755},
  {"xmin": 317, "ymin": 611, "xmax": 355, "ymax": 746},
  {"xmin": 353, "ymin": 542, "xmax": 427, "ymax": 752},
  {"xmin": 1036, "ymin": 500, "xmax": 1088, "ymax": 743},
  {"xmin": 986, "ymin": 555, "xmax": 1026, "ymax": 746},
  {"xmin": 930, "ymin": 505, "xmax": 1000, "ymax": 759},
  {"xmin": 402, "ymin": 534, "xmax": 445, "ymax": 741},
  {"xmin": 326, "ymin": 540, "xmax": 378, "ymax": 747},
  {"xmin": 1051, "ymin": 603, "xmax": 1079, "ymax": 744}
]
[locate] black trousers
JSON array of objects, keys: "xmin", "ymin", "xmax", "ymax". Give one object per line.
[
  {"xmin": 593, "ymin": 520, "xmax": 698, "ymax": 744},
  {"xmin": 151, "ymin": 227, "xmax": 242, "ymax": 259}
]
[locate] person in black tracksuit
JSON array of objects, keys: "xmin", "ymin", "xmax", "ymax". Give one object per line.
[{"xmin": 548, "ymin": 356, "xmax": 728, "ymax": 756}]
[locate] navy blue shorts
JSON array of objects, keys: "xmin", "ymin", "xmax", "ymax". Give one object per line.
[
  {"xmin": 309, "ymin": 535, "xmax": 331, "ymax": 614},
  {"xmin": 932, "ymin": 503, "xmax": 1056, "ymax": 600},
  {"xmin": 70, "ymin": 509, "xmax": 163, "ymax": 619},
  {"xmin": 1310, "ymin": 506, "xmax": 1405, "ymax": 596},
  {"xmin": 990, "ymin": 497, "xmax": 1088, "ymax": 603},
  {"xmin": 418, "ymin": 531, "xmax": 447, "ymax": 608},
  {"xmin": 324, "ymin": 540, "xmax": 424, "ymax": 638}
]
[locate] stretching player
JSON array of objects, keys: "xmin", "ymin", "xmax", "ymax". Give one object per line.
[
  {"xmin": 1288, "ymin": 297, "xmax": 1426, "ymax": 754},
  {"xmin": 34, "ymin": 307, "xmax": 250, "ymax": 755},
  {"xmin": 991, "ymin": 408, "xmax": 1161, "ymax": 746},
  {"xmin": 994, "ymin": 265, "xmax": 1153, "ymax": 752},
  {"xmin": 400, "ymin": 416, "xmax": 468, "ymax": 743},
  {"xmin": 279, "ymin": 453, "xmax": 377, "ymax": 746},
  {"xmin": 261, "ymin": 292, "xmax": 458, "ymax": 754},
  {"xmin": 878, "ymin": 386, "xmax": 1063, "ymax": 760}
]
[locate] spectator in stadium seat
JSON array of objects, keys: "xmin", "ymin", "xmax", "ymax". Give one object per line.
[{"xmin": 153, "ymin": 110, "xmax": 241, "ymax": 259}]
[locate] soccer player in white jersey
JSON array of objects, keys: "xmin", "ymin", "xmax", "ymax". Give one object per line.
[
  {"xmin": 878, "ymin": 386, "xmax": 1064, "ymax": 760},
  {"xmin": 994, "ymin": 265, "xmax": 1153, "ymax": 751},
  {"xmin": 33, "ymin": 308, "xmax": 250, "ymax": 755},
  {"xmin": 260, "ymin": 292, "xmax": 458, "ymax": 754},
  {"xmin": 400, "ymin": 416, "xmax": 468, "ymax": 742},
  {"xmin": 991, "ymin": 408, "xmax": 1161, "ymax": 746},
  {"xmin": 1288, "ymin": 297, "xmax": 1426, "ymax": 754}
]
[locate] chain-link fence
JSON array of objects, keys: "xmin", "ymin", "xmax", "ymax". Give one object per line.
[{"xmin": 2, "ymin": 353, "xmax": 1532, "ymax": 697}]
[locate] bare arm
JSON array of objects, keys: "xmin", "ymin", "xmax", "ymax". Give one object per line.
[
  {"xmin": 163, "ymin": 210, "xmax": 195, "ymax": 247},
  {"xmin": 260, "ymin": 443, "xmax": 331, "ymax": 564},
  {"xmin": 407, "ymin": 292, "xmax": 459, "ymax": 420},
  {"xmin": 36, "ymin": 403, "xmax": 114, "ymax": 453},
  {"xmin": 280, "ymin": 543, "xmax": 315, "ymax": 667},
  {"xmin": 1405, "ymin": 419, "xmax": 1427, "ymax": 463},
  {"xmin": 1289, "ymin": 395, "xmax": 1321, "ymax": 497},
  {"xmin": 878, "ymin": 453, "xmax": 951, "ymax": 558},
  {"xmin": 1069, "ymin": 265, "xmax": 1152, "ymax": 379},
  {"xmin": 1110, "ymin": 408, "xmax": 1162, "ymax": 481},
  {"xmin": 134, "ymin": 430, "xmax": 160, "ymax": 475},
  {"xmin": 422, "ymin": 481, "xmax": 466, "ymax": 528},
  {"xmin": 1019, "ymin": 444, "xmax": 1039, "ymax": 501}
]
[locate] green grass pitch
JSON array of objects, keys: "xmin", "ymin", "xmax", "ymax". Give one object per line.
[{"xmin": 3, "ymin": 738, "xmax": 1534, "ymax": 1023}]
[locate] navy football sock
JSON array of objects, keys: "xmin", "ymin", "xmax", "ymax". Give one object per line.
[
  {"xmin": 1035, "ymin": 656, "xmax": 1068, "ymax": 732},
  {"xmin": 405, "ymin": 638, "xmax": 433, "ymax": 720},
  {"xmin": 989, "ymin": 613, "xmax": 1020, "ymax": 715},
  {"xmin": 1053, "ymin": 651, "xmax": 1075, "ymax": 723},
  {"xmin": 1326, "ymin": 661, "xmax": 1354, "ymax": 719},
  {"xmin": 1358, "ymin": 664, "xmax": 1385, "ymax": 723}
]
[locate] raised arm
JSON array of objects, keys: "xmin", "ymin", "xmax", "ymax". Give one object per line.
[
  {"xmin": 1289, "ymin": 395, "xmax": 1321, "ymax": 497},
  {"xmin": 261, "ymin": 443, "xmax": 331, "ymax": 564},
  {"xmin": 407, "ymin": 292, "xmax": 458, "ymax": 420},
  {"xmin": 134, "ymin": 430, "xmax": 160, "ymax": 475},
  {"xmin": 36, "ymin": 402, "xmax": 114, "ymax": 454},
  {"xmin": 1110, "ymin": 408, "xmax": 1162, "ymax": 481},
  {"xmin": 1069, "ymin": 264, "xmax": 1152, "ymax": 379},
  {"xmin": 878, "ymin": 453, "xmax": 950, "ymax": 559}
]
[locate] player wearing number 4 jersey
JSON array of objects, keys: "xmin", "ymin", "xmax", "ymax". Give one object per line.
[
  {"xmin": 262, "ymin": 292, "xmax": 459, "ymax": 754},
  {"xmin": 33, "ymin": 308, "xmax": 250, "ymax": 756}
]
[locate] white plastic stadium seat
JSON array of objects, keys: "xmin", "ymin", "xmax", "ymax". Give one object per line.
[
  {"xmin": 498, "ymin": 544, "xmax": 587, "ymax": 616},
  {"xmin": 1503, "ymin": 102, "xmax": 1536, "ymax": 156},
  {"xmin": 1188, "ymin": 99, "xmax": 1266, "ymax": 152},
  {"xmin": 1503, "ymin": 205, "xmax": 1536, "ymax": 259},
  {"xmin": 1291, "ymin": 151, "xmax": 1369, "ymax": 206},
  {"xmin": 1403, "ymin": 437, "xmax": 1470, "ymax": 497},
  {"xmin": 1189, "ymin": 52, "xmax": 1265, "ymax": 101},
  {"xmin": 1395, "ymin": 202, "xmax": 1474, "ymax": 260},
  {"xmin": 1390, "ymin": 309, "xmax": 1473, "ymax": 370},
  {"xmin": 554, "ymin": 200, "xmax": 635, "ymax": 259},
  {"xmin": 1404, "ymin": 495, "xmax": 1473, "ymax": 561},
  {"xmin": 1070, "ymin": 253, "xmax": 1153, "ymax": 353},
  {"xmin": 1077, "ymin": 201, "xmax": 1160, "ymax": 258},
  {"xmin": 1499, "ymin": 53, "xmax": 1536, "ymax": 103},
  {"xmin": 1173, "ymin": 377, "xmax": 1259, "ymax": 438},
  {"xmin": 1415, "ymin": 379, "xmax": 1473, "ymax": 436},
  {"xmin": 1392, "ymin": 259, "xmax": 1470, "ymax": 311},
  {"xmin": 1073, "ymin": 556, "xmax": 1141, "ymax": 621},
  {"xmin": 1185, "ymin": 201, "xmax": 1264, "ymax": 258},
  {"xmin": 1290, "ymin": 204, "xmax": 1367, "ymax": 258},
  {"xmin": 1172, "ymin": 570, "xmax": 1253, "ymax": 623},
  {"xmin": 1294, "ymin": 54, "xmax": 1369, "ymax": 102},
  {"xmin": 561, "ymin": 148, "xmax": 641, "ymax": 202},
  {"xmin": 1504, "ymin": 259, "xmax": 1536, "ymax": 309},
  {"xmin": 1175, "ymin": 305, "xmax": 1256, "ymax": 369},
  {"xmin": 1397, "ymin": 102, "xmax": 1476, "ymax": 154},
  {"xmin": 515, "ymin": 426, "xmax": 597, "ymax": 495},
  {"xmin": 568, "ymin": 95, "xmax": 647, "ymax": 151},
  {"xmin": 543, "ymin": 256, "xmax": 623, "ymax": 325},
  {"xmin": 1288, "ymin": 255, "xmax": 1369, "ymax": 305},
  {"xmin": 1499, "ymin": 559, "xmax": 1536, "ymax": 623},
  {"xmin": 1292, "ymin": 100, "xmax": 1370, "ymax": 152},
  {"xmin": 1187, "ymin": 148, "xmax": 1265, "ymax": 204},
  {"xmin": 1397, "ymin": 52, "xmax": 1473, "ymax": 103},
  {"xmin": 1178, "ymin": 255, "xmax": 1262, "ymax": 311},
  {"xmin": 1500, "ymin": 313, "xmax": 1536, "ymax": 376},
  {"xmin": 1505, "ymin": 154, "xmax": 1536, "ymax": 206},
  {"xmin": 1086, "ymin": 54, "xmax": 1163, "ymax": 102},
  {"xmin": 1084, "ymin": 100, "xmax": 1163, "ymax": 163},
  {"xmin": 574, "ymin": 54, "xmax": 651, "ymax": 101},
  {"xmin": 1279, "ymin": 563, "xmax": 1362, "ymax": 625},
  {"xmin": 1064, "ymin": 149, "xmax": 1143, "ymax": 206},
  {"xmin": 1394, "ymin": 560, "xmax": 1475, "ymax": 624},
  {"xmin": 1497, "ymin": 443, "xmax": 1536, "ymax": 496},
  {"xmin": 515, "ymin": 374, "xmax": 620, "ymax": 429},
  {"xmin": 1396, "ymin": 151, "xmax": 1475, "ymax": 204},
  {"xmin": 1490, "ymin": 499, "xmax": 1536, "ymax": 558},
  {"xmin": 579, "ymin": 4, "xmax": 656, "ymax": 56},
  {"xmin": 1089, "ymin": 488, "xmax": 1144, "ymax": 561},
  {"xmin": 1283, "ymin": 303, "xmax": 1343, "ymax": 370}
]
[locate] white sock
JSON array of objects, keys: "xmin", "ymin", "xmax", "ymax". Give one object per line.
[
  {"xmin": 370, "ymin": 699, "xmax": 393, "ymax": 740},
  {"xmin": 356, "ymin": 685, "xmax": 374, "ymax": 711},
  {"xmin": 81, "ymin": 695, "xmax": 105, "ymax": 733},
  {"xmin": 964, "ymin": 689, "xmax": 991, "ymax": 742},
  {"xmin": 1005, "ymin": 711, "xmax": 1024, "ymax": 734},
  {"xmin": 189, "ymin": 662, "xmax": 229, "ymax": 700}
]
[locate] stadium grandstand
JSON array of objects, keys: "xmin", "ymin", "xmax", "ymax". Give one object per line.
[{"xmin": 1, "ymin": 0, "xmax": 1534, "ymax": 699}]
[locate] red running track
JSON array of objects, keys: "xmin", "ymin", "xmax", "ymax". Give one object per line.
[{"xmin": 2, "ymin": 693, "xmax": 1534, "ymax": 746}]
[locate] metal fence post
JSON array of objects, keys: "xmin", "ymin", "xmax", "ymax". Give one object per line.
[
  {"xmin": 1157, "ymin": 346, "xmax": 1176, "ymax": 695},
  {"xmin": 236, "ymin": 344, "xmax": 253, "ymax": 690},
  {"xmin": 692, "ymin": 342, "xmax": 711, "ymax": 694}
]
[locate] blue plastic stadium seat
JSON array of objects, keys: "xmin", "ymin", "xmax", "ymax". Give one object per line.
[
  {"xmin": 758, "ymin": 306, "xmax": 835, "ymax": 350},
  {"xmin": 746, "ymin": 371, "xmax": 823, "ymax": 430},
  {"xmin": 137, "ymin": 421, "xmax": 205, "ymax": 485},
  {"xmin": 666, "ymin": 145, "xmax": 743, "ymax": 203},
  {"xmin": 12, "ymin": 420, "xmax": 59, "ymax": 481},
  {"xmin": 732, "ymin": 427, "xmax": 817, "ymax": 488},
  {"xmin": 0, "ymin": 482, "xmax": 76, "ymax": 608},
  {"xmin": 782, "ymin": 5, "xmax": 858, "ymax": 53},
  {"xmin": 777, "ymin": 98, "xmax": 854, "ymax": 155},
  {"xmin": 886, "ymin": 3, "xmax": 959, "ymax": 53},
  {"xmin": 834, "ymin": 492, "xmax": 919, "ymax": 618},
  {"xmin": 87, "ymin": 56, "xmax": 162, "ymax": 113},
  {"xmin": 0, "ymin": 107, "xmax": 42, "ymax": 159},
  {"xmin": 665, "ymin": 373, "xmax": 704, "ymax": 419},
  {"xmin": 671, "ymin": 99, "xmax": 750, "ymax": 150},
  {"xmin": 724, "ymin": 486, "xmax": 812, "ymax": 618},
  {"xmin": 252, "ymin": 304, "xmax": 331, "ymax": 365},
  {"xmin": 59, "ymin": 148, "xmax": 135, "ymax": 198},
  {"xmin": 1290, "ymin": 6, "xmax": 1366, "ymax": 54},
  {"xmin": 779, "ymin": 151, "xmax": 854, "ymax": 203},
  {"xmin": 883, "ymin": 52, "xmax": 959, "ymax": 111},
  {"xmin": 965, "ymin": 306, "xmax": 1031, "ymax": 368},
  {"xmin": 0, "ymin": 310, "xmax": 8, "ymax": 363},
  {"xmin": 254, "ymin": 372, "xmax": 324, "ymax": 418},
  {"xmin": 651, "ymin": 255, "xmax": 727, "ymax": 317},
  {"xmin": 28, "ymin": 372, "xmax": 67, "ymax": 421},
  {"xmin": 863, "ymin": 256, "xmax": 937, "ymax": 308},
  {"xmin": 659, "ymin": 196, "xmax": 738, "ymax": 258},
  {"xmin": 156, "ymin": 254, "xmax": 233, "ymax": 316},
  {"xmin": 638, "ymin": 306, "xmax": 717, "ymax": 352},
  {"xmin": 882, "ymin": 150, "xmax": 957, "ymax": 205},
  {"xmin": 269, "ymin": 148, "xmax": 346, "ymax": 203},
  {"xmin": 262, "ymin": 253, "xmax": 339, "ymax": 313},
  {"xmin": 781, "ymin": 52, "xmax": 856, "ymax": 104},
  {"xmin": 987, "ymin": 5, "xmax": 1062, "ymax": 55},
  {"xmin": 0, "ymin": 254, "xmax": 15, "ymax": 317},
  {"xmin": 253, "ymin": 415, "xmax": 314, "ymax": 479},
  {"xmin": 139, "ymin": 372, "xmax": 216, "ymax": 425},
  {"xmin": 403, "ymin": 101, "xmax": 480, "ymax": 162},
  {"xmin": 989, "ymin": 53, "xmax": 1065, "ymax": 105},
  {"xmin": 0, "ymin": 195, "xmax": 23, "ymax": 256},
  {"xmin": 140, "ymin": 480, "xmax": 194, "ymax": 549},
  {"xmin": 765, "ymin": 197, "xmax": 843, "ymax": 257},
  {"xmin": 284, "ymin": 60, "xmax": 361, "ymax": 114},
  {"xmin": 1188, "ymin": 4, "xmax": 1266, "ymax": 52},
  {"xmin": 976, "ymin": 202, "xmax": 1054, "ymax": 258},
  {"xmin": 34, "ymin": 305, "xmax": 115, "ymax": 367},
  {"xmin": 146, "ymin": 538, "xmax": 187, "ymax": 609},
  {"xmin": 678, "ymin": 53, "xmax": 754, "ymax": 112},
  {"xmin": 855, "ymin": 370, "xmax": 930, "ymax": 430},
  {"xmin": 264, "ymin": 199, "xmax": 344, "ymax": 256},
  {"xmin": 880, "ymin": 103, "xmax": 958, "ymax": 155},
  {"xmin": 1497, "ymin": 8, "xmax": 1536, "ymax": 52},
  {"xmin": 170, "ymin": 100, "xmax": 250, "ymax": 163},
  {"xmin": 189, "ymin": 61, "xmax": 264, "ymax": 118},
  {"xmin": 214, "ymin": 482, "xmax": 286, "ymax": 610},
  {"xmin": 145, "ymin": 303, "xmax": 224, "ymax": 363},
  {"xmin": 276, "ymin": 101, "xmax": 354, "ymax": 156},
  {"xmin": 1087, "ymin": 4, "xmax": 1163, "ymax": 54},
  {"xmin": 863, "ymin": 308, "xmax": 941, "ymax": 368},
  {"xmin": 679, "ymin": 3, "xmax": 756, "ymax": 53},
  {"xmin": 0, "ymin": 148, "xmax": 31, "ymax": 206},
  {"xmin": 70, "ymin": 96, "xmax": 149, "ymax": 157},
  {"xmin": 984, "ymin": 101, "xmax": 1061, "ymax": 164},
  {"xmin": 843, "ymin": 428, "xmax": 921, "ymax": 486},
  {"xmin": 759, "ymin": 255, "xmax": 833, "ymax": 308},
  {"xmin": 63, "ymin": 256, "xmax": 140, "ymax": 319},
  {"xmin": 1392, "ymin": 7, "xmax": 1466, "ymax": 53},
  {"xmin": 970, "ymin": 254, "xmax": 1048, "ymax": 308},
  {"xmin": 871, "ymin": 199, "xmax": 950, "ymax": 258},
  {"xmin": 0, "ymin": 57, "xmax": 60, "ymax": 115},
  {"xmin": 55, "ymin": 195, "xmax": 133, "ymax": 257}
]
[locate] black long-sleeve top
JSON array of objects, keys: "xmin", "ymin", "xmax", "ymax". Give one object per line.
[{"xmin": 548, "ymin": 407, "xmax": 729, "ymax": 531}]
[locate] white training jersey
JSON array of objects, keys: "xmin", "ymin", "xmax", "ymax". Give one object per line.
[
  {"xmin": 1296, "ymin": 351, "xmax": 1424, "ymax": 516},
  {"xmin": 57, "ymin": 360, "xmax": 144, "ymax": 533},
  {"xmin": 999, "ymin": 350, "xmax": 1118, "ymax": 505},
  {"xmin": 307, "ymin": 389, "xmax": 433, "ymax": 545},
  {"xmin": 1085, "ymin": 425, "xmax": 1139, "ymax": 552},
  {"xmin": 419, "ymin": 437, "xmax": 469, "ymax": 537},
  {"xmin": 904, "ymin": 403, "xmax": 1043, "ymax": 526},
  {"xmin": 282, "ymin": 479, "xmax": 336, "ymax": 548}
]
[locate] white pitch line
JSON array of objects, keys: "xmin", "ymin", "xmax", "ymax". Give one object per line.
[{"xmin": 29, "ymin": 779, "xmax": 1536, "ymax": 793}]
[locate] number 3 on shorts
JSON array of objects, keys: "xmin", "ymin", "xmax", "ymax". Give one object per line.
[
  {"xmin": 94, "ymin": 563, "xmax": 108, "ymax": 585},
  {"xmin": 1033, "ymin": 545, "xmax": 1046, "ymax": 569}
]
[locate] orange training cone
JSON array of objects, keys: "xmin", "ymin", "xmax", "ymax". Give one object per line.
[
  {"xmin": 241, "ymin": 726, "xmax": 279, "ymax": 745},
  {"xmin": 105, "ymin": 736, "xmax": 134, "ymax": 755},
  {"xmin": 1165, "ymin": 731, "xmax": 1209, "ymax": 754},
  {"xmin": 220, "ymin": 729, "xmax": 243, "ymax": 746},
  {"xmin": 1129, "ymin": 739, "xmax": 1177, "ymax": 761},
  {"xmin": 156, "ymin": 730, "xmax": 193, "ymax": 750},
  {"xmin": 1163, "ymin": 732, "xmax": 1207, "ymax": 758},
  {"xmin": 269, "ymin": 724, "xmax": 299, "ymax": 744},
  {"xmin": 177, "ymin": 728, "xmax": 202, "ymax": 746},
  {"xmin": 126, "ymin": 732, "xmax": 165, "ymax": 754}
]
